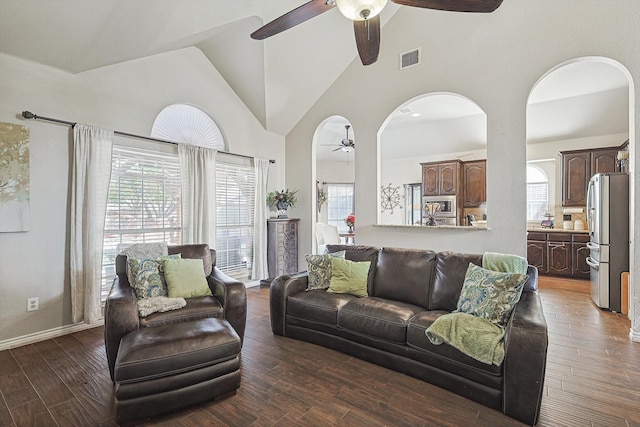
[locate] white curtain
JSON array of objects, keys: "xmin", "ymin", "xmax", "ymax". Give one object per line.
[
  {"xmin": 70, "ymin": 124, "xmax": 113, "ymax": 324},
  {"xmin": 179, "ymin": 144, "xmax": 217, "ymax": 246},
  {"xmin": 252, "ymin": 158, "xmax": 270, "ymax": 280}
]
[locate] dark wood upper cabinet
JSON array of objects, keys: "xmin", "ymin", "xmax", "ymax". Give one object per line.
[
  {"xmin": 561, "ymin": 146, "xmax": 620, "ymax": 207},
  {"xmin": 562, "ymin": 151, "xmax": 590, "ymax": 206},
  {"xmin": 462, "ymin": 160, "xmax": 486, "ymax": 207},
  {"xmin": 422, "ymin": 164, "xmax": 439, "ymax": 196},
  {"xmin": 591, "ymin": 149, "xmax": 618, "ymax": 175},
  {"xmin": 421, "ymin": 160, "xmax": 462, "ymax": 196}
]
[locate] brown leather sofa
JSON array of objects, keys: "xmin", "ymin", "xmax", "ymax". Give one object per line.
[
  {"xmin": 270, "ymin": 245, "xmax": 547, "ymax": 426},
  {"xmin": 104, "ymin": 244, "xmax": 247, "ymax": 422}
]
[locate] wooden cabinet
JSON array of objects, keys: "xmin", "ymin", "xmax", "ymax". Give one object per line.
[
  {"xmin": 561, "ymin": 147, "xmax": 619, "ymax": 206},
  {"xmin": 571, "ymin": 234, "xmax": 591, "ymax": 279},
  {"xmin": 421, "ymin": 160, "xmax": 462, "ymax": 196},
  {"xmin": 527, "ymin": 231, "xmax": 590, "ymax": 278},
  {"xmin": 462, "ymin": 160, "xmax": 486, "ymax": 208},
  {"xmin": 547, "ymin": 233, "xmax": 572, "ymax": 276},
  {"xmin": 526, "ymin": 232, "xmax": 547, "ymax": 273},
  {"xmin": 267, "ymin": 218, "xmax": 299, "ymax": 279}
]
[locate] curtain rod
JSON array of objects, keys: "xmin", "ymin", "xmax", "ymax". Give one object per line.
[{"xmin": 21, "ymin": 111, "xmax": 276, "ymax": 164}]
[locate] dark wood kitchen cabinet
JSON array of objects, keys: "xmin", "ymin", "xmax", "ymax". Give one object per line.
[
  {"xmin": 571, "ymin": 234, "xmax": 591, "ymax": 279},
  {"xmin": 561, "ymin": 146, "xmax": 619, "ymax": 207},
  {"xmin": 462, "ymin": 160, "xmax": 486, "ymax": 208},
  {"xmin": 421, "ymin": 160, "xmax": 462, "ymax": 196},
  {"xmin": 526, "ymin": 232, "xmax": 547, "ymax": 273},
  {"xmin": 547, "ymin": 233, "xmax": 572, "ymax": 276},
  {"xmin": 527, "ymin": 231, "xmax": 590, "ymax": 278}
]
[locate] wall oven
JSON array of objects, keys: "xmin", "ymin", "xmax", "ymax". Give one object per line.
[{"xmin": 422, "ymin": 195, "xmax": 457, "ymax": 225}]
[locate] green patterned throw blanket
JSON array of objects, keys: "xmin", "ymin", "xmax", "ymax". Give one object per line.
[
  {"xmin": 482, "ymin": 251, "xmax": 528, "ymax": 274},
  {"xmin": 426, "ymin": 312, "xmax": 506, "ymax": 366}
]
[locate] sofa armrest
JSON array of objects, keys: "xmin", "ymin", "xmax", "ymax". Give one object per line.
[
  {"xmin": 104, "ymin": 275, "xmax": 140, "ymax": 382},
  {"xmin": 502, "ymin": 290, "xmax": 548, "ymax": 425},
  {"xmin": 207, "ymin": 267, "xmax": 247, "ymax": 343},
  {"xmin": 269, "ymin": 272, "xmax": 309, "ymax": 336}
]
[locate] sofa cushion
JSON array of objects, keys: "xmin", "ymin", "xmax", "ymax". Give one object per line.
[
  {"xmin": 168, "ymin": 244, "xmax": 213, "ymax": 276},
  {"xmin": 287, "ymin": 290, "xmax": 357, "ymax": 325},
  {"xmin": 305, "ymin": 251, "xmax": 345, "ymax": 290},
  {"xmin": 327, "ymin": 258, "xmax": 371, "ymax": 297},
  {"xmin": 139, "ymin": 296, "xmax": 223, "ymax": 328},
  {"xmin": 406, "ymin": 311, "xmax": 502, "ymax": 377},
  {"xmin": 456, "ymin": 263, "xmax": 526, "ymax": 327},
  {"xmin": 338, "ymin": 297, "xmax": 425, "ymax": 343},
  {"xmin": 430, "ymin": 252, "xmax": 483, "ymax": 311},
  {"xmin": 115, "ymin": 318, "xmax": 240, "ymax": 384},
  {"xmin": 372, "ymin": 247, "xmax": 436, "ymax": 309},
  {"xmin": 326, "ymin": 245, "xmax": 379, "ymax": 294}
]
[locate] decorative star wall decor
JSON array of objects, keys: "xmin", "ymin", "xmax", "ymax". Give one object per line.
[{"xmin": 380, "ymin": 183, "xmax": 402, "ymax": 214}]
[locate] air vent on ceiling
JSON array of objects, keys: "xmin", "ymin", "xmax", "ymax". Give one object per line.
[{"xmin": 400, "ymin": 48, "xmax": 421, "ymax": 69}]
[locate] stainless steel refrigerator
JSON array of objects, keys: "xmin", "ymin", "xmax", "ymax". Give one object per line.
[{"xmin": 586, "ymin": 173, "xmax": 629, "ymax": 312}]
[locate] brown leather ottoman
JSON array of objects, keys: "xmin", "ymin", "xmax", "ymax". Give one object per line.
[{"xmin": 114, "ymin": 317, "xmax": 241, "ymax": 423}]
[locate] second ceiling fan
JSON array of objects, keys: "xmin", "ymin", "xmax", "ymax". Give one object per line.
[{"xmin": 251, "ymin": 0, "xmax": 503, "ymax": 66}]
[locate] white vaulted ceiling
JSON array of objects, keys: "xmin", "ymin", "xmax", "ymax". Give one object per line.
[
  {"xmin": 0, "ymin": 0, "xmax": 629, "ymax": 145},
  {"xmin": 0, "ymin": 0, "xmax": 399, "ymax": 136}
]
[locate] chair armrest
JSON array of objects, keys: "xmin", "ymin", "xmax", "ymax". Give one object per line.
[
  {"xmin": 207, "ymin": 267, "xmax": 247, "ymax": 343},
  {"xmin": 104, "ymin": 275, "xmax": 139, "ymax": 382},
  {"xmin": 502, "ymin": 290, "xmax": 548, "ymax": 425},
  {"xmin": 269, "ymin": 272, "xmax": 309, "ymax": 336}
]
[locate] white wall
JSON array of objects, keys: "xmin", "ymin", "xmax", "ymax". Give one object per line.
[
  {"xmin": 0, "ymin": 48, "xmax": 285, "ymax": 343},
  {"xmin": 285, "ymin": 0, "xmax": 640, "ymax": 336}
]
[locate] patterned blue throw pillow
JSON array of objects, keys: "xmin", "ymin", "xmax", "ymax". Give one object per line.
[
  {"xmin": 128, "ymin": 254, "xmax": 181, "ymax": 299},
  {"xmin": 305, "ymin": 251, "xmax": 345, "ymax": 290},
  {"xmin": 455, "ymin": 263, "xmax": 526, "ymax": 327}
]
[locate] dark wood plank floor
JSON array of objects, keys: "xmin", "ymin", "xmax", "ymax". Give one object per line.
[{"xmin": 1, "ymin": 276, "xmax": 638, "ymax": 426}]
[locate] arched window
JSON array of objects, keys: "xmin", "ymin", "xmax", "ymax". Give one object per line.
[
  {"xmin": 527, "ymin": 164, "xmax": 549, "ymax": 221},
  {"xmin": 151, "ymin": 104, "xmax": 226, "ymax": 150}
]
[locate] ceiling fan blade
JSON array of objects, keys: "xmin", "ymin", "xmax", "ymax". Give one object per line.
[
  {"xmin": 332, "ymin": 147, "xmax": 343, "ymax": 152},
  {"xmin": 251, "ymin": 0, "xmax": 336, "ymax": 40},
  {"xmin": 391, "ymin": 0, "xmax": 503, "ymax": 13},
  {"xmin": 353, "ymin": 15, "xmax": 381, "ymax": 66}
]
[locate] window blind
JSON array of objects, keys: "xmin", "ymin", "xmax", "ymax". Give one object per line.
[
  {"xmin": 215, "ymin": 159, "xmax": 255, "ymax": 279},
  {"xmin": 101, "ymin": 146, "xmax": 182, "ymax": 302},
  {"xmin": 326, "ymin": 183, "xmax": 354, "ymax": 233}
]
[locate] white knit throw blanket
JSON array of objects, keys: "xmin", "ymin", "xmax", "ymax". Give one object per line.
[{"xmin": 137, "ymin": 296, "xmax": 187, "ymax": 317}]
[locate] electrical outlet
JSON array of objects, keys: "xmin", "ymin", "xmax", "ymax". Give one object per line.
[{"xmin": 27, "ymin": 297, "xmax": 39, "ymax": 312}]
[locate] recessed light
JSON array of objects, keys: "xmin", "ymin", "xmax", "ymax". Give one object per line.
[{"xmin": 411, "ymin": 112, "xmax": 421, "ymax": 118}]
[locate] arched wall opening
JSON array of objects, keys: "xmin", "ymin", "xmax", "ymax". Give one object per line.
[
  {"xmin": 377, "ymin": 92, "xmax": 487, "ymax": 227},
  {"xmin": 526, "ymin": 56, "xmax": 636, "ymax": 327},
  {"xmin": 311, "ymin": 115, "xmax": 356, "ymax": 253}
]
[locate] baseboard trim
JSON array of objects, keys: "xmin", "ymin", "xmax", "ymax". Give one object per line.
[
  {"xmin": 630, "ymin": 328, "xmax": 640, "ymax": 343},
  {"xmin": 0, "ymin": 320, "xmax": 104, "ymax": 352}
]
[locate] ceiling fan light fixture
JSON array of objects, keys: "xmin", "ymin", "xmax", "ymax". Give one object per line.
[
  {"xmin": 341, "ymin": 145, "xmax": 354, "ymax": 153},
  {"xmin": 336, "ymin": 0, "xmax": 388, "ymax": 21}
]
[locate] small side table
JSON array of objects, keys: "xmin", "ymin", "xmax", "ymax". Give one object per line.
[{"xmin": 339, "ymin": 233, "xmax": 356, "ymax": 245}]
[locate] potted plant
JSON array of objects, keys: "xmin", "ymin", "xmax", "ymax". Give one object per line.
[{"xmin": 267, "ymin": 189, "xmax": 298, "ymax": 218}]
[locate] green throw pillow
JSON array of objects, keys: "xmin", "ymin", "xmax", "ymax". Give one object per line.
[
  {"xmin": 305, "ymin": 251, "xmax": 345, "ymax": 290},
  {"xmin": 327, "ymin": 258, "xmax": 370, "ymax": 297},
  {"xmin": 163, "ymin": 258, "xmax": 212, "ymax": 298},
  {"xmin": 128, "ymin": 254, "xmax": 181, "ymax": 299},
  {"xmin": 456, "ymin": 263, "xmax": 527, "ymax": 327}
]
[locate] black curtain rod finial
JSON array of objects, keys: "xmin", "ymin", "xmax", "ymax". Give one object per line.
[{"xmin": 22, "ymin": 111, "xmax": 36, "ymax": 119}]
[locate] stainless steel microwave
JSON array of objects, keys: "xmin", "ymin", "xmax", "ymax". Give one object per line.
[{"xmin": 422, "ymin": 195, "xmax": 457, "ymax": 217}]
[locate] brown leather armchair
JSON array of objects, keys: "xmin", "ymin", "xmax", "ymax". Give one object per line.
[{"xmin": 104, "ymin": 243, "xmax": 247, "ymax": 381}]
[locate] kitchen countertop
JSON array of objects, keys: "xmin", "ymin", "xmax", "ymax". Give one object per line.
[
  {"xmin": 374, "ymin": 224, "xmax": 489, "ymax": 230},
  {"xmin": 528, "ymin": 227, "xmax": 589, "ymax": 234}
]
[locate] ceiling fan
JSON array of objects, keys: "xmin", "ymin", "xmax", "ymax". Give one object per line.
[
  {"xmin": 322, "ymin": 124, "xmax": 355, "ymax": 152},
  {"xmin": 251, "ymin": 0, "xmax": 503, "ymax": 66}
]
